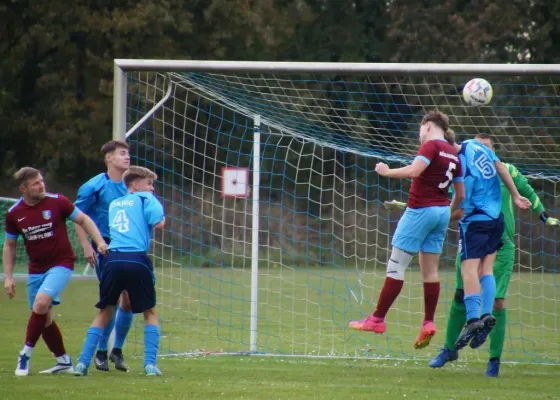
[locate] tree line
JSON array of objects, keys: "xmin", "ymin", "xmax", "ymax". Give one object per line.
[{"xmin": 1, "ymin": 0, "xmax": 559, "ymax": 192}]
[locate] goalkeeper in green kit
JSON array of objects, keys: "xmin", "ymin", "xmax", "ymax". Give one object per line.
[{"xmin": 385, "ymin": 133, "xmax": 559, "ymax": 377}]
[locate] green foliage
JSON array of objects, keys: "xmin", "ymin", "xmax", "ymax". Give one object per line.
[{"xmin": 1, "ymin": 0, "xmax": 559, "ymax": 186}]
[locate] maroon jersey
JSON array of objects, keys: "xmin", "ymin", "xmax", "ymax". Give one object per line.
[
  {"xmin": 4, "ymin": 193, "xmax": 77, "ymax": 274},
  {"xmin": 407, "ymin": 139, "xmax": 462, "ymax": 209}
]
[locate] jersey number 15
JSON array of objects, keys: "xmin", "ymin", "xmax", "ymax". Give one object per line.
[
  {"xmin": 112, "ymin": 209, "xmax": 130, "ymax": 233},
  {"xmin": 438, "ymin": 162, "xmax": 457, "ymax": 189}
]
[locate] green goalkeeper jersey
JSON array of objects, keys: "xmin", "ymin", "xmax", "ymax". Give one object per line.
[{"xmin": 500, "ymin": 163, "xmax": 545, "ymax": 247}]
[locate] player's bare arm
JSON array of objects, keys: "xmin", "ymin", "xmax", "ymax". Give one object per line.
[
  {"xmin": 2, "ymin": 238, "xmax": 17, "ymax": 298},
  {"xmin": 450, "ymin": 181, "xmax": 465, "ymax": 220},
  {"xmin": 375, "ymin": 158, "xmax": 428, "ymax": 179},
  {"xmin": 72, "ymin": 211, "xmax": 108, "ymax": 255},
  {"xmin": 74, "ymin": 223, "xmax": 97, "ymax": 266},
  {"xmin": 495, "ymin": 162, "xmax": 531, "ymax": 210},
  {"xmin": 154, "ymin": 217, "xmax": 166, "ymax": 230}
]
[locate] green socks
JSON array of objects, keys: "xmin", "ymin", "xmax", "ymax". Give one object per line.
[
  {"xmin": 444, "ymin": 299, "xmax": 466, "ymax": 351},
  {"xmin": 489, "ymin": 308, "xmax": 506, "ymax": 360}
]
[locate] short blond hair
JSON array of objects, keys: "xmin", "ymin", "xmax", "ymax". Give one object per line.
[
  {"xmin": 14, "ymin": 167, "xmax": 41, "ymax": 187},
  {"xmin": 123, "ymin": 166, "xmax": 157, "ymax": 187}
]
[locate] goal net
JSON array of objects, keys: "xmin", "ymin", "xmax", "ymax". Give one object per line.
[{"xmin": 115, "ymin": 61, "xmax": 559, "ymax": 364}]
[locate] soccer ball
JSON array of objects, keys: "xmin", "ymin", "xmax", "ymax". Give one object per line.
[{"xmin": 462, "ymin": 78, "xmax": 493, "ymax": 106}]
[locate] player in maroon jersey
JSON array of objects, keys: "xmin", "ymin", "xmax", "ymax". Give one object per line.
[
  {"xmin": 2, "ymin": 167, "xmax": 108, "ymax": 376},
  {"xmin": 349, "ymin": 110, "xmax": 465, "ymax": 349}
]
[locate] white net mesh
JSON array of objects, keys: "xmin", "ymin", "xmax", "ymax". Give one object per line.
[{"xmin": 122, "ymin": 66, "xmax": 559, "ymax": 363}]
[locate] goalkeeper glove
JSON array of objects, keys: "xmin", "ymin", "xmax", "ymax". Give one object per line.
[
  {"xmin": 383, "ymin": 200, "xmax": 406, "ymax": 211},
  {"xmin": 546, "ymin": 217, "xmax": 559, "ymax": 226},
  {"xmin": 540, "ymin": 212, "xmax": 559, "ymax": 226}
]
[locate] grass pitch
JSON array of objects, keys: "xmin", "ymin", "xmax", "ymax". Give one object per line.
[{"xmin": 0, "ymin": 269, "xmax": 559, "ymax": 399}]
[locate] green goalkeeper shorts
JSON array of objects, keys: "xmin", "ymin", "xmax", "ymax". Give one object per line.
[{"xmin": 454, "ymin": 242, "xmax": 515, "ymax": 299}]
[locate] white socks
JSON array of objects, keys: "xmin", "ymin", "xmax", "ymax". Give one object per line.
[
  {"xmin": 21, "ymin": 345, "xmax": 34, "ymax": 357},
  {"xmin": 56, "ymin": 354, "xmax": 71, "ymax": 364}
]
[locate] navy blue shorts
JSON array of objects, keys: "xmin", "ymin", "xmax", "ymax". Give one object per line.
[
  {"xmin": 459, "ymin": 213, "xmax": 504, "ymax": 261},
  {"xmin": 96, "ymin": 251, "xmax": 156, "ymax": 314},
  {"xmin": 91, "ymin": 237, "xmax": 111, "ymax": 280}
]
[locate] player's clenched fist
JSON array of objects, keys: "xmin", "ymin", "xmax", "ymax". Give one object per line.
[{"xmin": 375, "ymin": 162, "xmax": 390, "ymax": 176}]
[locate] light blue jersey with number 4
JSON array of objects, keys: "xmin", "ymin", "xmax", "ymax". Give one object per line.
[
  {"xmin": 459, "ymin": 139, "xmax": 502, "ymax": 221},
  {"xmin": 108, "ymin": 192, "xmax": 165, "ymax": 252}
]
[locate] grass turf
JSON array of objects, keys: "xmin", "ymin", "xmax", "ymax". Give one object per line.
[{"xmin": 0, "ymin": 269, "xmax": 558, "ymax": 399}]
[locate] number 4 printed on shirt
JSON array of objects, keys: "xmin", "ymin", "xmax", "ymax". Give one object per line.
[{"xmin": 112, "ymin": 209, "xmax": 130, "ymax": 233}]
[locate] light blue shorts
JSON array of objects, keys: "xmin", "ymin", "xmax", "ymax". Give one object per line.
[
  {"xmin": 392, "ymin": 206, "xmax": 451, "ymax": 254},
  {"xmin": 27, "ymin": 266, "xmax": 73, "ymax": 309}
]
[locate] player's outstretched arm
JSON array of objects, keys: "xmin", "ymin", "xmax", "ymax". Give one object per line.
[
  {"xmin": 375, "ymin": 158, "xmax": 428, "ymax": 179},
  {"xmin": 508, "ymin": 163, "xmax": 559, "ymax": 227},
  {"xmin": 2, "ymin": 238, "xmax": 17, "ymax": 298},
  {"xmin": 495, "ymin": 161, "xmax": 531, "ymax": 209},
  {"xmin": 72, "ymin": 211, "xmax": 108, "ymax": 254}
]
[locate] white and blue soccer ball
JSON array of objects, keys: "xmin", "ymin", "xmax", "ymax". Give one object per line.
[{"xmin": 462, "ymin": 78, "xmax": 493, "ymax": 106}]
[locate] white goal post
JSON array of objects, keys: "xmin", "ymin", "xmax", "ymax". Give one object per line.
[{"xmin": 112, "ymin": 60, "xmax": 560, "ymax": 363}]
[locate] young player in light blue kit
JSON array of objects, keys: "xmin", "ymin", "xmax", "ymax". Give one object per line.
[
  {"xmin": 74, "ymin": 166, "xmax": 165, "ymax": 376},
  {"xmin": 451, "ymin": 138, "xmax": 531, "ymax": 350},
  {"xmin": 74, "ymin": 140, "xmax": 132, "ymax": 371}
]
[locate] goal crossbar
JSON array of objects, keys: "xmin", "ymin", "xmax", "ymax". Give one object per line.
[
  {"xmin": 114, "ymin": 59, "xmax": 560, "ymax": 75},
  {"xmin": 113, "ymin": 60, "xmax": 560, "ymax": 142}
]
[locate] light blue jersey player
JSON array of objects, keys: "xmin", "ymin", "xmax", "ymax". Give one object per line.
[
  {"xmin": 75, "ymin": 166, "xmax": 165, "ymax": 377},
  {"xmin": 76, "ymin": 173, "xmax": 127, "ymax": 253},
  {"xmin": 453, "ymin": 138, "xmax": 531, "ymax": 350},
  {"xmin": 458, "ymin": 139, "xmax": 502, "ymax": 223},
  {"xmin": 108, "ymin": 191, "xmax": 164, "ymax": 253},
  {"xmin": 74, "ymin": 140, "xmax": 132, "ymax": 372}
]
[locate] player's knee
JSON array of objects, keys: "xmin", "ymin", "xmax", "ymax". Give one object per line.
[
  {"xmin": 386, "ymin": 247, "xmax": 413, "ymax": 281},
  {"xmin": 143, "ymin": 307, "xmax": 158, "ymax": 325},
  {"xmin": 419, "ymin": 254, "xmax": 439, "ymax": 282},
  {"xmin": 32, "ymin": 293, "xmax": 52, "ymax": 314},
  {"xmin": 95, "ymin": 306, "xmax": 116, "ymax": 328},
  {"xmin": 493, "ymin": 298, "xmax": 505, "ymax": 311},
  {"xmin": 454, "ymin": 289, "xmax": 465, "ymax": 304},
  {"xmin": 45, "ymin": 307, "xmax": 54, "ymax": 326}
]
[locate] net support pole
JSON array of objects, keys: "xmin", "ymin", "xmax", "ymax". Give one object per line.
[
  {"xmin": 113, "ymin": 62, "xmax": 127, "ymax": 141},
  {"xmin": 249, "ymin": 115, "xmax": 261, "ymax": 353},
  {"xmin": 125, "ymin": 78, "xmax": 173, "ymax": 139}
]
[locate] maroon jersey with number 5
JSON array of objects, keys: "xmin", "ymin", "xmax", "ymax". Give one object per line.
[
  {"xmin": 406, "ymin": 139, "xmax": 462, "ymax": 209},
  {"xmin": 4, "ymin": 193, "xmax": 78, "ymax": 274}
]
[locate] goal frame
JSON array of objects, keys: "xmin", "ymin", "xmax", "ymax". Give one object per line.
[
  {"xmin": 112, "ymin": 60, "xmax": 560, "ymax": 355},
  {"xmin": 113, "ymin": 60, "xmax": 560, "ymax": 144}
]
